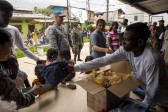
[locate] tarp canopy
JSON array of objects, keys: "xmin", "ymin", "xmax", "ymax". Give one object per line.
[{"xmin": 119, "ymin": 0, "xmax": 168, "ymax": 15}]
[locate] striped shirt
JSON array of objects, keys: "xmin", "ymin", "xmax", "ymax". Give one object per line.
[{"xmin": 107, "ymin": 31, "xmax": 119, "ymax": 51}]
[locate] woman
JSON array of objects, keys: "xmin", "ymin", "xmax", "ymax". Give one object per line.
[
  {"xmin": 107, "ymin": 22, "xmax": 120, "ymax": 52},
  {"xmin": 0, "ymin": 28, "xmax": 35, "ymax": 109}
]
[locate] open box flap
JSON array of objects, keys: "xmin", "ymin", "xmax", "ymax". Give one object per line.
[
  {"xmin": 108, "ymin": 77, "xmax": 141, "ymax": 98},
  {"xmin": 77, "ymin": 79, "xmax": 105, "ymax": 95}
]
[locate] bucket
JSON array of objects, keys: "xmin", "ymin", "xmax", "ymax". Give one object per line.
[{"xmin": 37, "ymin": 46, "xmax": 44, "ymax": 56}]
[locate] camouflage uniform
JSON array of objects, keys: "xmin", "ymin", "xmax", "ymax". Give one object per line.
[
  {"xmin": 48, "ymin": 23, "xmax": 73, "ymax": 59},
  {"xmin": 72, "ymin": 29, "xmax": 84, "ymax": 62}
]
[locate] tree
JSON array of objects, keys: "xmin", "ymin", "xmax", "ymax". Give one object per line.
[{"xmin": 34, "ymin": 7, "xmax": 53, "ymax": 16}]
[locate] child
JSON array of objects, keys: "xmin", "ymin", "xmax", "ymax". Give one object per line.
[
  {"xmin": 1, "ymin": 54, "xmax": 31, "ymax": 89},
  {"xmin": 32, "ymin": 48, "xmax": 76, "ymax": 95},
  {"xmin": 58, "ymin": 50, "xmax": 76, "ymax": 89},
  {"xmin": 108, "ymin": 22, "xmax": 120, "ymax": 52},
  {"xmin": 0, "ymin": 28, "xmax": 35, "ymax": 109},
  {"xmin": 32, "ymin": 64, "xmax": 53, "ymax": 95}
]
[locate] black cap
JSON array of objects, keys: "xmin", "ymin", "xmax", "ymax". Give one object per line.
[{"xmin": 54, "ymin": 12, "xmax": 66, "ymax": 17}]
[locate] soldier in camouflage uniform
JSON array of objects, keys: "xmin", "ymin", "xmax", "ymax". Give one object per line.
[
  {"xmin": 48, "ymin": 12, "xmax": 73, "ymax": 60},
  {"xmin": 72, "ymin": 23, "xmax": 84, "ymax": 63}
]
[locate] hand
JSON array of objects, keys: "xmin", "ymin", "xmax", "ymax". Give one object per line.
[
  {"xmin": 63, "ymin": 65, "xmax": 74, "ymax": 73},
  {"xmin": 108, "ymin": 49, "xmax": 113, "ymax": 54},
  {"xmin": 72, "ymin": 47, "xmax": 75, "ymax": 54},
  {"xmin": 104, "ymin": 48, "xmax": 113, "ymax": 54}
]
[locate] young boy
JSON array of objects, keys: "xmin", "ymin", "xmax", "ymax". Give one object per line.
[
  {"xmin": 1, "ymin": 54, "xmax": 31, "ymax": 89},
  {"xmin": 32, "ymin": 48, "xmax": 76, "ymax": 95},
  {"xmin": 73, "ymin": 22, "xmax": 168, "ymax": 110},
  {"xmin": 56, "ymin": 50, "xmax": 76, "ymax": 89},
  {"xmin": 0, "ymin": 28, "xmax": 36, "ymax": 109}
]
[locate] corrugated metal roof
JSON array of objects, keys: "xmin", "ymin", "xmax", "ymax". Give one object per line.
[
  {"xmin": 119, "ymin": 0, "xmax": 168, "ymax": 15},
  {"xmin": 34, "ymin": 19, "xmax": 54, "ymax": 23},
  {"xmin": 13, "ymin": 13, "xmax": 51, "ymax": 19}
]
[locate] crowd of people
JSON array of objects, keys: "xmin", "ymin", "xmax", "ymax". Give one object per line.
[{"xmin": 0, "ymin": 0, "xmax": 168, "ymax": 111}]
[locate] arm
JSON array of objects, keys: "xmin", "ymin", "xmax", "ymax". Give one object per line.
[
  {"xmin": 143, "ymin": 63, "xmax": 159, "ymax": 106},
  {"xmin": 92, "ymin": 45, "xmax": 109, "ymax": 53},
  {"xmin": 68, "ymin": 33, "xmax": 73, "ymax": 48},
  {"xmin": 74, "ymin": 47, "xmax": 128, "ymax": 72},
  {"xmin": 91, "ymin": 33, "xmax": 108, "ymax": 53},
  {"xmin": 108, "ymin": 37, "xmax": 114, "ymax": 52},
  {"xmin": 14, "ymin": 30, "xmax": 39, "ymax": 61},
  {"xmin": 0, "ymin": 71, "xmax": 35, "ymax": 109},
  {"xmin": 48, "ymin": 27, "xmax": 59, "ymax": 50},
  {"xmin": 72, "ymin": 31, "xmax": 76, "ymax": 47}
]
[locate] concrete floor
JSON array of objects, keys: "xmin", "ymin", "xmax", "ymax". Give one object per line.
[
  {"xmin": 18, "ymin": 43, "xmax": 165, "ymax": 112},
  {"xmin": 19, "ymin": 43, "xmax": 94, "ymax": 112}
]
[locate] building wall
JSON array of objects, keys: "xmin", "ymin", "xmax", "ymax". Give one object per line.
[
  {"xmin": 124, "ymin": 13, "xmax": 145, "ymax": 24},
  {"xmin": 10, "ymin": 19, "xmax": 44, "ymax": 40},
  {"xmin": 123, "ymin": 4, "xmax": 168, "ymax": 25}
]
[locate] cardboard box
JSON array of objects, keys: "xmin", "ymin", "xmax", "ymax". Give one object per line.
[
  {"xmin": 110, "ymin": 61, "xmax": 131, "ymax": 74},
  {"xmin": 77, "ymin": 61, "xmax": 141, "ymax": 111}
]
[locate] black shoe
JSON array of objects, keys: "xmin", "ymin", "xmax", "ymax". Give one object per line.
[
  {"xmin": 77, "ymin": 59, "xmax": 83, "ymax": 61},
  {"xmin": 95, "ymin": 68, "xmax": 100, "ymax": 71},
  {"xmin": 85, "ymin": 71, "xmax": 92, "ymax": 74}
]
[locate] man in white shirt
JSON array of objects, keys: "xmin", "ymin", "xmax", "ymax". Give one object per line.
[
  {"xmin": 0, "ymin": 0, "xmax": 39, "ymax": 61},
  {"xmin": 72, "ymin": 22, "xmax": 168, "ymax": 110}
]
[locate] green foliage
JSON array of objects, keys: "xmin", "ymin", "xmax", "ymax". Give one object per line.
[
  {"xmin": 84, "ymin": 38, "xmax": 90, "ymax": 43},
  {"xmin": 44, "ymin": 47, "xmax": 50, "ymax": 52},
  {"xmin": 34, "ymin": 7, "xmax": 53, "ymax": 16},
  {"xmin": 15, "ymin": 50, "xmax": 25, "ymax": 58}
]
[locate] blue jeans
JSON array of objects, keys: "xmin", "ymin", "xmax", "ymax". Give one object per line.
[{"xmin": 132, "ymin": 86, "xmax": 145, "ymax": 99}]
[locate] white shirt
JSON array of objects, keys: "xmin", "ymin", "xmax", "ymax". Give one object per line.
[
  {"xmin": 75, "ymin": 45, "xmax": 168, "ymax": 107},
  {"xmin": 3, "ymin": 25, "xmax": 39, "ymax": 61}
]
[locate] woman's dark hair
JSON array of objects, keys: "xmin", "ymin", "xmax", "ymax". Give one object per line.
[
  {"xmin": 46, "ymin": 48, "xmax": 58, "ymax": 61},
  {"xmin": 96, "ymin": 19, "xmax": 105, "ymax": 26},
  {"xmin": 126, "ymin": 22, "xmax": 150, "ymax": 42},
  {"xmin": 109, "ymin": 22, "xmax": 119, "ymax": 32},
  {"xmin": 0, "ymin": 28, "xmax": 11, "ymax": 45},
  {"xmin": 0, "ymin": 0, "xmax": 13, "ymax": 11}
]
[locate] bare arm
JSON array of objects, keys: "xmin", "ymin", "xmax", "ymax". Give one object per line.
[{"xmin": 108, "ymin": 37, "xmax": 114, "ymax": 52}]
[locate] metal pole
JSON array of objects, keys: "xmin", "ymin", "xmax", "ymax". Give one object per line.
[
  {"xmin": 107, "ymin": 0, "xmax": 109, "ymax": 22},
  {"xmin": 67, "ymin": 0, "xmax": 70, "ymax": 32}
]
